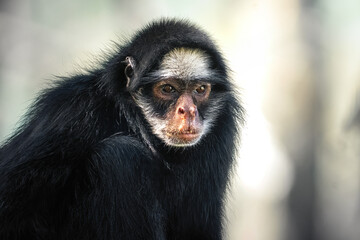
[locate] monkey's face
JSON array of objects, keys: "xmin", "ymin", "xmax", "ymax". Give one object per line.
[
  {"xmin": 133, "ymin": 48, "xmax": 224, "ymax": 147},
  {"xmin": 148, "ymin": 79, "xmax": 212, "ymax": 146}
]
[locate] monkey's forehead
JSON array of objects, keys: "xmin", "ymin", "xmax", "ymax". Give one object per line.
[{"xmin": 152, "ymin": 48, "xmax": 213, "ymax": 80}]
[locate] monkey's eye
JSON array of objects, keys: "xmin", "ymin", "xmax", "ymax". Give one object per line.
[
  {"xmin": 161, "ymin": 84, "xmax": 176, "ymax": 94},
  {"xmin": 195, "ymin": 85, "xmax": 206, "ymax": 94}
]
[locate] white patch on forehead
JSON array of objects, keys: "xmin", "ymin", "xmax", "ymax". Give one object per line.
[{"xmin": 154, "ymin": 48, "xmax": 212, "ymax": 80}]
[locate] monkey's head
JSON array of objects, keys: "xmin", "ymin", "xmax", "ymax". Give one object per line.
[{"xmin": 120, "ymin": 20, "xmax": 232, "ymax": 147}]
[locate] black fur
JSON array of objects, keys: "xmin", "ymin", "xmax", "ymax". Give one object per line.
[{"xmin": 0, "ymin": 19, "xmax": 243, "ymax": 240}]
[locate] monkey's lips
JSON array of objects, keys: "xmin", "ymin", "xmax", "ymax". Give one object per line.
[{"xmin": 166, "ymin": 130, "xmax": 201, "ymax": 144}]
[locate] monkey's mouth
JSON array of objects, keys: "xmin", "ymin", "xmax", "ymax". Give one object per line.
[{"xmin": 166, "ymin": 130, "xmax": 201, "ymax": 144}]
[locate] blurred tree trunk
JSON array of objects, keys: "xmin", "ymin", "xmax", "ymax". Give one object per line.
[{"xmin": 285, "ymin": 0, "xmax": 322, "ymax": 239}]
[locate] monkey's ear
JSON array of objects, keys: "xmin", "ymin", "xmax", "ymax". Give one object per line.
[{"xmin": 122, "ymin": 56, "xmax": 136, "ymax": 88}]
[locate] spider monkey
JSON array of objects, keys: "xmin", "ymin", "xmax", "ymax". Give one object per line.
[{"xmin": 0, "ymin": 19, "xmax": 243, "ymax": 240}]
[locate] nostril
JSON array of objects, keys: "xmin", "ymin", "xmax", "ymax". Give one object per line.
[
  {"xmin": 178, "ymin": 107, "xmax": 185, "ymax": 114},
  {"xmin": 189, "ymin": 106, "xmax": 196, "ymax": 116}
]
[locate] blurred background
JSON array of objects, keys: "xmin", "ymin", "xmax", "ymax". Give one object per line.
[{"xmin": 0, "ymin": 0, "xmax": 359, "ymax": 239}]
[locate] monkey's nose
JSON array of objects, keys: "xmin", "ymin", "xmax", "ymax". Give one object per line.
[{"xmin": 177, "ymin": 106, "xmax": 197, "ymax": 118}]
